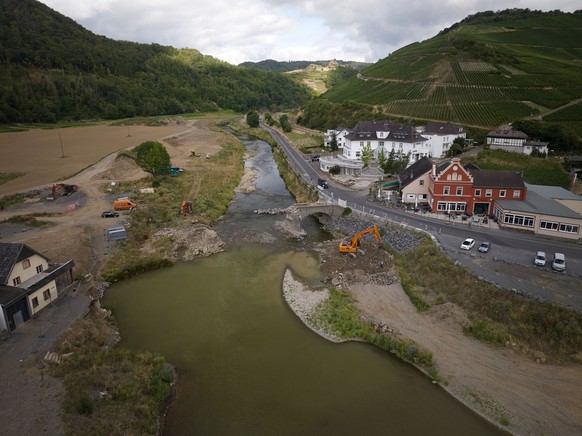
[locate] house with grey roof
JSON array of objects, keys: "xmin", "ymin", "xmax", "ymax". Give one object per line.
[
  {"xmin": 487, "ymin": 128, "xmax": 549, "ymax": 155},
  {"xmin": 398, "ymin": 156, "xmax": 433, "ymax": 205},
  {"xmin": 0, "ymin": 243, "xmax": 74, "ymax": 333},
  {"xmin": 493, "ymin": 184, "xmax": 582, "ymax": 240}
]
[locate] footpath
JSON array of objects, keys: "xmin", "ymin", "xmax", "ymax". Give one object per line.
[{"xmin": 0, "ymin": 288, "xmax": 92, "ymax": 435}]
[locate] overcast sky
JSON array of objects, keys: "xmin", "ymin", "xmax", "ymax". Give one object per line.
[{"xmin": 38, "ymin": 0, "xmax": 580, "ymax": 65}]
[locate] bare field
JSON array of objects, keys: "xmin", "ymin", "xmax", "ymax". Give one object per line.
[{"xmin": 0, "ymin": 123, "xmax": 188, "ymax": 195}]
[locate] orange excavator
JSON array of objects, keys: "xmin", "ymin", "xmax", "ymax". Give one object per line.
[{"xmin": 338, "ymin": 224, "xmax": 382, "ymax": 254}]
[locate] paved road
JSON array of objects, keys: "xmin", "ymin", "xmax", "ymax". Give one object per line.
[{"xmin": 261, "ymin": 123, "xmax": 582, "ymax": 310}]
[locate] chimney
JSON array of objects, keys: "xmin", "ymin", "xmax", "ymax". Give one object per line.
[{"xmin": 432, "ymin": 162, "xmax": 436, "ymax": 177}]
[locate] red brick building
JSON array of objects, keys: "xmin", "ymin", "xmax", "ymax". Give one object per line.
[{"xmin": 427, "ymin": 158, "xmax": 527, "ymax": 215}]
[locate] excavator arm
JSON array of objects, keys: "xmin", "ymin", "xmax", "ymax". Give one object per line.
[{"xmin": 338, "ymin": 225, "xmax": 381, "ymax": 253}]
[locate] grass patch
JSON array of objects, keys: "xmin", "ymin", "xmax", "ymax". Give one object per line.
[
  {"xmin": 50, "ymin": 313, "xmax": 175, "ymax": 435},
  {"xmin": 4, "ymin": 213, "xmax": 55, "ymax": 227},
  {"xmin": 393, "ymin": 238, "xmax": 582, "ymax": 363},
  {"xmin": 312, "ymin": 288, "xmax": 437, "ymax": 372},
  {"xmin": 0, "ymin": 172, "xmax": 25, "ymax": 185},
  {"xmin": 464, "ymin": 149, "xmax": 571, "ymax": 188}
]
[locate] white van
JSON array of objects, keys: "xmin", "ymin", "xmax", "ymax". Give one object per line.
[{"xmin": 552, "ymin": 253, "xmax": 566, "ymax": 272}]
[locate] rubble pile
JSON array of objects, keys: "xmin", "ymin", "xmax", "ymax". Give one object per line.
[{"xmin": 325, "ymin": 216, "xmax": 423, "ymax": 254}]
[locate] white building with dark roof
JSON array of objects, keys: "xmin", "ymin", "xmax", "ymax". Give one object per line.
[
  {"xmin": 417, "ymin": 122, "xmax": 467, "ymax": 158},
  {"xmin": 487, "ymin": 128, "xmax": 549, "ymax": 155},
  {"xmin": 342, "ymin": 120, "xmax": 430, "ymax": 163}
]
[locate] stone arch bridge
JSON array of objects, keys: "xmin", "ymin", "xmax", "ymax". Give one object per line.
[{"xmin": 277, "ymin": 203, "xmax": 345, "ymax": 238}]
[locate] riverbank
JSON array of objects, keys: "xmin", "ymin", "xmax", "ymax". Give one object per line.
[{"xmin": 282, "ymin": 239, "xmax": 582, "ymax": 436}]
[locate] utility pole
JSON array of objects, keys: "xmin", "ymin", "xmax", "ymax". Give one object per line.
[{"xmin": 59, "ymin": 132, "xmax": 65, "ymax": 158}]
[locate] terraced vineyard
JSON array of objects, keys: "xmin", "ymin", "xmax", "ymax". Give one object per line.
[{"xmin": 315, "ymin": 10, "xmax": 582, "ymax": 132}]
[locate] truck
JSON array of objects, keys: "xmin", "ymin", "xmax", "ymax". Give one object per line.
[{"xmin": 113, "ymin": 198, "xmax": 137, "ymax": 211}]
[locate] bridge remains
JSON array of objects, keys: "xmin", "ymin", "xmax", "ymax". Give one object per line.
[{"xmin": 275, "ymin": 203, "xmax": 345, "ymax": 238}]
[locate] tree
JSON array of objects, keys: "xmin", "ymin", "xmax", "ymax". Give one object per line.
[
  {"xmin": 361, "ymin": 143, "xmax": 373, "ymax": 167},
  {"xmin": 279, "ymin": 114, "xmax": 292, "ymax": 132},
  {"xmin": 329, "ymin": 132, "xmax": 338, "ymax": 151},
  {"xmin": 246, "ymin": 111, "xmax": 259, "ymax": 128},
  {"xmin": 329, "ymin": 165, "xmax": 341, "ymax": 175},
  {"xmin": 134, "ymin": 141, "xmax": 171, "ymax": 176},
  {"xmin": 378, "ymin": 148, "xmax": 387, "ymax": 172}
]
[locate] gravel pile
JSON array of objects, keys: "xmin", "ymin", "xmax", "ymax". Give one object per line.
[{"xmin": 325, "ymin": 216, "xmax": 423, "ymax": 254}]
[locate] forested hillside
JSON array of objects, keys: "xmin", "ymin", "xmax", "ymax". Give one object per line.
[
  {"xmin": 299, "ymin": 9, "xmax": 582, "ymax": 153},
  {"xmin": 0, "ymin": 0, "xmax": 311, "ymax": 123}
]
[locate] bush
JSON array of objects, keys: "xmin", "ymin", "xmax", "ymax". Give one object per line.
[
  {"xmin": 76, "ymin": 394, "xmax": 93, "ymax": 415},
  {"xmin": 329, "ymin": 165, "xmax": 341, "ymax": 175},
  {"xmin": 342, "ymin": 207, "xmax": 352, "ymax": 217}
]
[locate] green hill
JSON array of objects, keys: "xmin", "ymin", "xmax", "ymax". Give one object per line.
[
  {"xmin": 299, "ymin": 9, "xmax": 582, "ymax": 151},
  {"xmin": 0, "ymin": 0, "xmax": 311, "ymax": 124}
]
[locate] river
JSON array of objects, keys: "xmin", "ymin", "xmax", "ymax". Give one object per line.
[{"xmin": 104, "ymin": 132, "xmax": 502, "ymax": 435}]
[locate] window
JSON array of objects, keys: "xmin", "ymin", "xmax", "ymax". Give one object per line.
[
  {"xmin": 36, "ymin": 265, "xmax": 43, "ymax": 273},
  {"xmin": 485, "ymin": 189, "xmax": 492, "ymax": 197},
  {"xmin": 32, "ymin": 297, "xmax": 39, "ymax": 308},
  {"xmin": 379, "ymin": 141, "xmax": 384, "ymax": 147},
  {"xmin": 456, "ymin": 187, "xmax": 463, "ymax": 195},
  {"xmin": 419, "ymin": 180, "xmax": 424, "ymax": 186},
  {"xmin": 503, "ymin": 213, "xmax": 534, "ymax": 228},
  {"xmin": 559, "ymin": 223, "xmax": 579, "ymax": 234},
  {"xmin": 43, "ymin": 290, "xmax": 51, "ymax": 301},
  {"xmin": 513, "ymin": 190, "xmax": 521, "ymax": 198},
  {"xmin": 443, "ymin": 186, "xmax": 450, "ymax": 195},
  {"xmin": 499, "ymin": 190, "xmax": 506, "ymax": 198},
  {"xmin": 22, "ymin": 259, "xmax": 30, "ymax": 269},
  {"xmin": 13, "ymin": 276, "xmax": 21, "ymax": 286},
  {"xmin": 540, "ymin": 221, "xmax": 558, "ymax": 231},
  {"xmin": 474, "ymin": 189, "xmax": 481, "ymax": 197}
]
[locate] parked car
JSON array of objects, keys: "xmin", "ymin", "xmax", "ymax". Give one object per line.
[
  {"xmin": 460, "ymin": 237, "xmax": 475, "ymax": 250},
  {"xmin": 478, "ymin": 242, "xmax": 491, "ymax": 253},
  {"xmin": 552, "ymin": 253, "xmax": 566, "ymax": 272},
  {"xmin": 310, "ymin": 154, "xmax": 320, "ymax": 162},
  {"xmin": 534, "ymin": 251, "xmax": 546, "ymax": 267},
  {"xmin": 101, "ymin": 211, "xmax": 119, "ymax": 218},
  {"xmin": 317, "ymin": 178, "xmax": 329, "ymax": 189}
]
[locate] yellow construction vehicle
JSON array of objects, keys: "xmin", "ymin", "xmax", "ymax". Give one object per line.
[{"xmin": 338, "ymin": 225, "xmax": 382, "ymax": 254}]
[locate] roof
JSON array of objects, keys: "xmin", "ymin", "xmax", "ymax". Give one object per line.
[
  {"xmin": 496, "ymin": 190, "xmax": 582, "ymax": 220},
  {"xmin": 0, "ymin": 285, "xmax": 28, "ymax": 306},
  {"xmin": 487, "ymin": 129, "xmax": 528, "ymax": 139},
  {"xmin": 346, "ymin": 120, "xmax": 427, "ymax": 144},
  {"xmin": 399, "ymin": 157, "xmax": 433, "ymax": 188},
  {"xmin": 470, "ymin": 169, "xmax": 525, "ymax": 189},
  {"xmin": 422, "ymin": 122, "xmax": 465, "ymax": 135},
  {"xmin": 0, "ymin": 243, "xmax": 49, "ymax": 286},
  {"xmin": 526, "ymin": 183, "xmax": 581, "ymax": 200}
]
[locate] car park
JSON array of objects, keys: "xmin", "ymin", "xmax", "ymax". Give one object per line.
[
  {"xmin": 552, "ymin": 253, "xmax": 566, "ymax": 272},
  {"xmin": 478, "ymin": 242, "xmax": 490, "ymax": 253},
  {"xmin": 101, "ymin": 211, "xmax": 119, "ymax": 218},
  {"xmin": 460, "ymin": 237, "xmax": 475, "ymax": 250},
  {"xmin": 534, "ymin": 251, "xmax": 546, "ymax": 267}
]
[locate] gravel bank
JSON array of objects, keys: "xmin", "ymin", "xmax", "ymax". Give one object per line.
[{"xmin": 282, "ymin": 269, "xmax": 347, "ymax": 343}]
